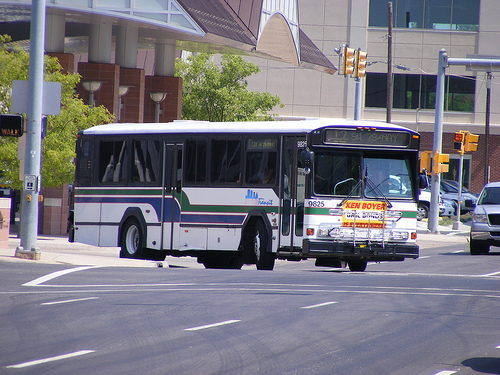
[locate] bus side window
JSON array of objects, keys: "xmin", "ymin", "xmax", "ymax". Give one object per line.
[
  {"xmin": 246, "ymin": 151, "xmax": 277, "ymax": 185},
  {"xmin": 132, "ymin": 140, "xmax": 161, "ymax": 184},
  {"xmin": 185, "ymin": 139, "xmax": 207, "ymax": 184},
  {"xmin": 211, "ymin": 139, "xmax": 241, "ymax": 183},
  {"xmin": 100, "ymin": 140, "xmax": 128, "ymax": 183}
]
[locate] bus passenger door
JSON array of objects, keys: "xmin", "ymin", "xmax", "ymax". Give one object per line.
[
  {"xmin": 280, "ymin": 136, "xmax": 306, "ymax": 252},
  {"xmin": 162, "ymin": 143, "xmax": 183, "ymax": 250}
]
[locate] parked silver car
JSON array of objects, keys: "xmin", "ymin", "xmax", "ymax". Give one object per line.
[
  {"xmin": 418, "ymin": 188, "xmax": 456, "ymax": 221},
  {"xmin": 469, "ymin": 181, "xmax": 500, "ymax": 254}
]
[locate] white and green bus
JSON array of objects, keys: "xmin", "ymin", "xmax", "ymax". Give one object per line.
[{"xmin": 69, "ymin": 118, "xmax": 427, "ymax": 271}]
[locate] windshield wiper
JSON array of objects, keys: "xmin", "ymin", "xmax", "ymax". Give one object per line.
[
  {"xmin": 337, "ymin": 179, "xmax": 363, "ymax": 207},
  {"xmin": 364, "ymin": 177, "xmax": 393, "ymax": 208}
]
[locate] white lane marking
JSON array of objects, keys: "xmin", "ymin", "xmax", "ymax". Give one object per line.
[
  {"xmin": 6, "ymin": 350, "xmax": 95, "ymax": 369},
  {"xmin": 185, "ymin": 320, "xmax": 240, "ymax": 331},
  {"xmin": 481, "ymin": 271, "xmax": 500, "ymax": 277},
  {"xmin": 23, "ymin": 266, "xmax": 103, "ymax": 287},
  {"xmin": 41, "ymin": 297, "xmax": 99, "ymax": 306},
  {"xmin": 452, "ymin": 250, "xmax": 464, "ymax": 253},
  {"xmin": 433, "ymin": 371, "xmax": 457, "ymax": 375},
  {"xmin": 301, "ymin": 301, "xmax": 338, "ymax": 309},
  {"xmin": 496, "ymin": 344, "xmax": 500, "ymax": 349},
  {"xmin": 418, "ymin": 256, "xmax": 431, "ymax": 259}
]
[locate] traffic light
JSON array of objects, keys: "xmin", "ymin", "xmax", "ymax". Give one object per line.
[
  {"xmin": 354, "ymin": 50, "xmax": 367, "ymax": 78},
  {"xmin": 0, "ymin": 114, "xmax": 24, "ymax": 137},
  {"xmin": 420, "ymin": 151, "xmax": 431, "ymax": 175},
  {"xmin": 464, "ymin": 132, "xmax": 479, "ymax": 152},
  {"xmin": 432, "ymin": 151, "xmax": 449, "ymax": 174},
  {"xmin": 453, "ymin": 131, "xmax": 465, "ymax": 153},
  {"xmin": 343, "ymin": 47, "xmax": 355, "ymax": 76}
]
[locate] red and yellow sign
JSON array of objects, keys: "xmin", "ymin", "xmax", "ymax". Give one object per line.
[{"xmin": 342, "ymin": 200, "xmax": 387, "ymax": 228}]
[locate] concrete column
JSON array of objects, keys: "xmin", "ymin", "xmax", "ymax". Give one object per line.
[
  {"xmin": 116, "ymin": 23, "xmax": 138, "ymax": 68},
  {"xmin": 45, "ymin": 12, "xmax": 65, "ymax": 53},
  {"xmin": 89, "ymin": 17, "xmax": 113, "ymax": 64},
  {"xmin": 154, "ymin": 40, "xmax": 176, "ymax": 76}
]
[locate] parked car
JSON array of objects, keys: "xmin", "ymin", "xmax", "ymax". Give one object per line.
[
  {"xmin": 440, "ymin": 179, "xmax": 478, "ymax": 213},
  {"xmin": 469, "ymin": 181, "xmax": 500, "ymax": 254},
  {"xmin": 418, "ymin": 188, "xmax": 456, "ymax": 220}
]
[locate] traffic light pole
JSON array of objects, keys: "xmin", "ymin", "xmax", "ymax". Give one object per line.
[
  {"xmin": 430, "ymin": 50, "xmax": 500, "ymax": 233},
  {"xmin": 452, "ymin": 154, "xmax": 464, "ymax": 230},
  {"xmin": 15, "ymin": 0, "xmax": 46, "ymax": 259},
  {"xmin": 354, "ymin": 78, "xmax": 362, "ymax": 120}
]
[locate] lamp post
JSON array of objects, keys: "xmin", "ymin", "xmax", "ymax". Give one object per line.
[
  {"xmin": 118, "ymin": 85, "xmax": 131, "ymax": 122},
  {"xmin": 149, "ymin": 92, "xmax": 167, "ymax": 123},
  {"xmin": 82, "ymin": 80, "xmax": 102, "ymax": 107}
]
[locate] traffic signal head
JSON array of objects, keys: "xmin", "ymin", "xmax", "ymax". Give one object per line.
[
  {"xmin": 464, "ymin": 132, "xmax": 479, "ymax": 152},
  {"xmin": 354, "ymin": 50, "xmax": 367, "ymax": 78},
  {"xmin": 420, "ymin": 151, "xmax": 431, "ymax": 175},
  {"xmin": 343, "ymin": 47, "xmax": 355, "ymax": 76},
  {"xmin": 432, "ymin": 151, "xmax": 449, "ymax": 174},
  {"xmin": 453, "ymin": 131, "xmax": 464, "ymax": 153}
]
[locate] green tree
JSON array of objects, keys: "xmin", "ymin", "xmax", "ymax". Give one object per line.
[
  {"xmin": 0, "ymin": 35, "xmax": 114, "ymax": 190},
  {"xmin": 175, "ymin": 53, "xmax": 283, "ymax": 121}
]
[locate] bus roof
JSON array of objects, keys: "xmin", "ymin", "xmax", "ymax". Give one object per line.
[{"xmin": 82, "ymin": 118, "xmax": 418, "ymax": 136}]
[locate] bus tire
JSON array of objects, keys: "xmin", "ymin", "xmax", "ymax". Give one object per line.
[
  {"xmin": 348, "ymin": 260, "xmax": 367, "ymax": 272},
  {"xmin": 254, "ymin": 219, "xmax": 275, "ymax": 270},
  {"xmin": 201, "ymin": 254, "xmax": 243, "ymax": 269},
  {"xmin": 120, "ymin": 218, "xmax": 145, "ymax": 259}
]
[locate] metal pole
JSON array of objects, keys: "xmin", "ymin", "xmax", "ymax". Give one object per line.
[
  {"xmin": 428, "ymin": 49, "xmax": 447, "ymax": 233},
  {"xmin": 386, "ymin": 2, "xmax": 393, "ymax": 123},
  {"xmin": 452, "ymin": 154, "xmax": 463, "ymax": 230},
  {"xmin": 155, "ymin": 101, "xmax": 160, "ymax": 123},
  {"xmin": 16, "ymin": 0, "xmax": 45, "ymax": 258},
  {"xmin": 354, "ymin": 78, "xmax": 362, "ymax": 120},
  {"xmin": 485, "ymin": 72, "xmax": 491, "ymax": 185}
]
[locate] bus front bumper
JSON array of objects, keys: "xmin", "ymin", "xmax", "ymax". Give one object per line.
[{"xmin": 302, "ymin": 239, "xmax": 419, "ymax": 261}]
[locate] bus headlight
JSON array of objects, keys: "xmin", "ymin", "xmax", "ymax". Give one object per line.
[{"xmin": 390, "ymin": 231, "xmax": 409, "ymax": 240}]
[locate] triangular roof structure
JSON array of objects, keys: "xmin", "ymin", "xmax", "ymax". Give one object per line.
[{"xmin": 0, "ymin": 0, "xmax": 336, "ymax": 74}]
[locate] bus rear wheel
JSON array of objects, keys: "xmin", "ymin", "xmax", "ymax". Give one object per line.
[
  {"xmin": 120, "ymin": 218, "xmax": 145, "ymax": 259},
  {"xmin": 348, "ymin": 260, "xmax": 367, "ymax": 272},
  {"xmin": 253, "ymin": 220, "xmax": 275, "ymax": 270}
]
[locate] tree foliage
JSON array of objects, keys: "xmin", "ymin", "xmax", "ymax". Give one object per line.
[
  {"xmin": 0, "ymin": 35, "xmax": 114, "ymax": 190},
  {"xmin": 175, "ymin": 53, "xmax": 283, "ymax": 121}
]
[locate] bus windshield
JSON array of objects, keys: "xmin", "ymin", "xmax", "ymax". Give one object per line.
[
  {"xmin": 313, "ymin": 152, "xmax": 413, "ymax": 199},
  {"xmin": 314, "ymin": 152, "xmax": 361, "ymax": 196},
  {"xmin": 364, "ymin": 155, "xmax": 413, "ymax": 199}
]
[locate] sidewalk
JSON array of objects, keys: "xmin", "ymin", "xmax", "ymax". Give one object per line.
[
  {"xmin": 416, "ymin": 219, "xmax": 471, "ymax": 236},
  {"xmin": 0, "ymin": 233, "xmax": 203, "ymax": 268}
]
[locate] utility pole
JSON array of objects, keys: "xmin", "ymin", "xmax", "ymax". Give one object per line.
[
  {"xmin": 15, "ymin": 0, "xmax": 46, "ymax": 259},
  {"xmin": 386, "ymin": 2, "xmax": 393, "ymax": 123}
]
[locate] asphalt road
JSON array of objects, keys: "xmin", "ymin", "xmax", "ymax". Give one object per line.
[{"xmin": 1, "ymin": 233, "xmax": 499, "ymax": 375}]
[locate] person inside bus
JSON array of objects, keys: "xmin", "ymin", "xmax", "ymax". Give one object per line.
[{"xmin": 263, "ymin": 167, "xmax": 276, "ymax": 184}]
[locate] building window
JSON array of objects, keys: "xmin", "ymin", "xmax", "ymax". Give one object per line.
[
  {"xmin": 365, "ymin": 73, "xmax": 475, "ymax": 112},
  {"xmin": 369, "ymin": 0, "xmax": 479, "ymax": 31}
]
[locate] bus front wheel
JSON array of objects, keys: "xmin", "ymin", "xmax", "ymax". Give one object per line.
[
  {"xmin": 253, "ymin": 220, "xmax": 275, "ymax": 270},
  {"xmin": 120, "ymin": 218, "xmax": 145, "ymax": 259},
  {"xmin": 348, "ymin": 260, "xmax": 367, "ymax": 272}
]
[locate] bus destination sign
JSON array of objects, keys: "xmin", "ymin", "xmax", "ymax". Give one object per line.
[{"xmin": 324, "ymin": 128, "xmax": 410, "ymax": 147}]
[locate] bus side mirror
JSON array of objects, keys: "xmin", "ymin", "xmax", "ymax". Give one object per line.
[
  {"xmin": 419, "ymin": 171, "xmax": 429, "ymax": 189},
  {"xmin": 299, "ymin": 149, "xmax": 314, "ymax": 167}
]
